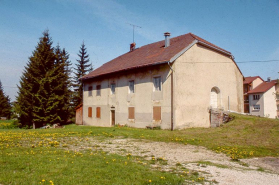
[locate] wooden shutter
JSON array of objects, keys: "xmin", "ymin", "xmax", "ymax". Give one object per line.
[
  {"xmin": 96, "ymin": 107, "xmax": 101, "ymax": 118},
  {"xmin": 128, "ymin": 107, "xmax": 135, "ymax": 119},
  {"xmin": 153, "ymin": 106, "xmax": 161, "ymax": 121},
  {"xmin": 88, "ymin": 107, "xmax": 92, "ymax": 117}
]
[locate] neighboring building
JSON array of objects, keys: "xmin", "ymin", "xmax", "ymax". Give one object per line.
[
  {"xmin": 247, "ymin": 79, "xmax": 278, "ymax": 118},
  {"xmin": 243, "ymin": 76, "xmax": 264, "ymax": 113},
  {"xmin": 81, "ymin": 32, "xmax": 244, "ymax": 129}
]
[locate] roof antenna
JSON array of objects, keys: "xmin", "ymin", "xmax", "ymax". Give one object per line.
[{"xmin": 127, "ymin": 23, "xmax": 141, "ymax": 43}]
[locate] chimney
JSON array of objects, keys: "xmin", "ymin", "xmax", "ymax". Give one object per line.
[
  {"xmin": 267, "ymin": 77, "xmax": 271, "ymax": 82},
  {"xmin": 130, "ymin": 42, "xmax": 136, "ymax": 52},
  {"xmin": 164, "ymin": 32, "xmax": 171, "ymax": 48}
]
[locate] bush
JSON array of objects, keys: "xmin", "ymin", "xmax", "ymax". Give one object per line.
[{"xmin": 0, "ymin": 120, "xmax": 21, "ymax": 129}]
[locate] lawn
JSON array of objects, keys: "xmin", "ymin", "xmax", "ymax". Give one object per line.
[{"xmin": 0, "ymin": 113, "xmax": 279, "ymax": 184}]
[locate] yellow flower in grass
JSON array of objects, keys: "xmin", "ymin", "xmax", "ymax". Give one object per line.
[{"xmin": 148, "ymin": 180, "xmax": 152, "ymax": 183}]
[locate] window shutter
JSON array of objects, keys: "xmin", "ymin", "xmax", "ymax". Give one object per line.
[
  {"xmin": 128, "ymin": 107, "xmax": 135, "ymax": 119},
  {"xmin": 88, "ymin": 107, "xmax": 92, "ymax": 117},
  {"xmin": 96, "ymin": 107, "xmax": 101, "ymax": 118},
  {"xmin": 153, "ymin": 106, "xmax": 161, "ymax": 121}
]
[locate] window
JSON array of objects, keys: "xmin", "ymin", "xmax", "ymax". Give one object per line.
[
  {"xmin": 153, "ymin": 106, "xmax": 161, "ymax": 121},
  {"xmin": 153, "ymin": 77, "xmax": 161, "ymax": 91},
  {"xmin": 253, "ymin": 105, "xmax": 260, "ymax": 110},
  {"xmin": 128, "ymin": 107, "xmax": 135, "ymax": 119},
  {"xmin": 96, "ymin": 107, "xmax": 101, "ymax": 118},
  {"xmin": 111, "ymin": 83, "xmax": 116, "ymax": 94},
  {"xmin": 129, "ymin": 80, "xmax": 134, "ymax": 93},
  {"xmin": 253, "ymin": 94, "xmax": 260, "ymax": 100},
  {"xmin": 88, "ymin": 86, "xmax": 92, "ymax": 96},
  {"xmin": 96, "ymin": 85, "xmax": 101, "ymax": 96},
  {"xmin": 88, "ymin": 107, "xmax": 92, "ymax": 117}
]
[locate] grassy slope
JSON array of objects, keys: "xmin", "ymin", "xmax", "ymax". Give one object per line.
[
  {"xmin": 66, "ymin": 113, "xmax": 279, "ymax": 157},
  {"xmin": 1, "ymin": 113, "xmax": 279, "ymax": 184}
]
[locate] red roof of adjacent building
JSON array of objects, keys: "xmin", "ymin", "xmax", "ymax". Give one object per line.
[
  {"xmin": 247, "ymin": 80, "xmax": 277, "ymax": 94},
  {"xmin": 243, "ymin": 76, "xmax": 264, "ymax": 84},
  {"xmin": 81, "ymin": 33, "xmax": 235, "ymax": 80}
]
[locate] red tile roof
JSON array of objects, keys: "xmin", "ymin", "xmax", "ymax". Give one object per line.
[
  {"xmin": 81, "ymin": 33, "xmax": 233, "ymax": 80},
  {"xmin": 248, "ymin": 80, "xmax": 277, "ymax": 94},
  {"xmin": 243, "ymin": 76, "xmax": 264, "ymax": 84}
]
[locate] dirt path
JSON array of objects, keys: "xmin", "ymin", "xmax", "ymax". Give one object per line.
[{"xmin": 77, "ymin": 138, "xmax": 279, "ymax": 184}]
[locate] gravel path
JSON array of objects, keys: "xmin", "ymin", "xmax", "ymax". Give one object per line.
[{"xmin": 79, "ymin": 138, "xmax": 279, "ymax": 184}]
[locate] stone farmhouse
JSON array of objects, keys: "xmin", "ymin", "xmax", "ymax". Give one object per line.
[{"xmin": 80, "ymin": 32, "xmax": 244, "ymax": 129}]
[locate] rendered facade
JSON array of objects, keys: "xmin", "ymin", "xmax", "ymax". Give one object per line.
[
  {"xmin": 81, "ymin": 33, "xmax": 244, "ymax": 129},
  {"xmin": 247, "ymin": 79, "xmax": 278, "ymax": 118}
]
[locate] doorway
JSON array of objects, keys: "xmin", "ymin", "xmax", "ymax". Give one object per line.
[
  {"xmin": 111, "ymin": 110, "xmax": 115, "ymax": 126},
  {"xmin": 210, "ymin": 87, "xmax": 220, "ymax": 109}
]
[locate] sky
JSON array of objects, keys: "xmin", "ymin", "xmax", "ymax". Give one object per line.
[{"xmin": 0, "ymin": 0, "xmax": 279, "ymax": 101}]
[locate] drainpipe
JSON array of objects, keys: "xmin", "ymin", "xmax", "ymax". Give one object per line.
[
  {"xmin": 228, "ymin": 96, "xmax": 230, "ymax": 111},
  {"xmin": 168, "ymin": 61, "xmax": 174, "ymax": 131}
]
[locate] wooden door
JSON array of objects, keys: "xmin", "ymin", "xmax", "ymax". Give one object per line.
[{"xmin": 111, "ymin": 110, "xmax": 115, "ymax": 126}]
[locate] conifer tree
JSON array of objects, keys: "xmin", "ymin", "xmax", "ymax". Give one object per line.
[
  {"xmin": 0, "ymin": 80, "xmax": 12, "ymax": 118},
  {"xmin": 53, "ymin": 45, "xmax": 72, "ymax": 122},
  {"xmin": 17, "ymin": 30, "xmax": 72, "ymax": 128},
  {"xmin": 73, "ymin": 42, "xmax": 93, "ymax": 108}
]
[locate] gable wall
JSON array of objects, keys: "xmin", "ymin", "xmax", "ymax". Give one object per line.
[
  {"xmin": 249, "ymin": 93, "xmax": 264, "ymax": 117},
  {"xmin": 252, "ymin": 78, "xmax": 264, "ymax": 89},
  {"xmin": 172, "ymin": 44, "xmax": 243, "ymax": 128},
  {"xmin": 82, "ymin": 64, "xmax": 172, "ymax": 129},
  {"xmin": 263, "ymin": 86, "xmax": 277, "ymax": 118}
]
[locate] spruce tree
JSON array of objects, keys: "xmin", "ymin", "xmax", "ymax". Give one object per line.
[
  {"xmin": 17, "ymin": 30, "xmax": 72, "ymax": 128},
  {"xmin": 0, "ymin": 80, "xmax": 12, "ymax": 118},
  {"xmin": 53, "ymin": 45, "xmax": 72, "ymax": 122},
  {"xmin": 73, "ymin": 42, "xmax": 93, "ymax": 108}
]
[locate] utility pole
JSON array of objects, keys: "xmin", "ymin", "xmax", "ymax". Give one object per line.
[{"xmin": 127, "ymin": 23, "xmax": 141, "ymax": 43}]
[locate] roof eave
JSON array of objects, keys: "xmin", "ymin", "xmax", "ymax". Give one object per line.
[{"xmin": 81, "ymin": 60, "xmax": 170, "ymax": 81}]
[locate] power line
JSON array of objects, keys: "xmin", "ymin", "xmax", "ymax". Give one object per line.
[
  {"xmin": 236, "ymin": 60, "xmax": 279, "ymax": 63},
  {"xmin": 180, "ymin": 60, "xmax": 279, "ymax": 64}
]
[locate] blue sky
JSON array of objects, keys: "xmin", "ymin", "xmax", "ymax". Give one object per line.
[{"xmin": 0, "ymin": 0, "xmax": 279, "ymax": 101}]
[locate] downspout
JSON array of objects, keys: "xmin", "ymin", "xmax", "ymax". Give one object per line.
[{"xmin": 168, "ymin": 61, "xmax": 174, "ymax": 131}]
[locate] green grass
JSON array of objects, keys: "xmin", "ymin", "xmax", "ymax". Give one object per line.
[
  {"xmin": 0, "ymin": 125, "xmax": 202, "ymax": 184},
  {"xmin": 0, "ymin": 120, "xmax": 20, "ymax": 129},
  {"xmin": 1, "ymin": 147, "xmax": 186, "ymax": 185},
  {"xmin": 63, "ymin": 113, "xmax": 278, "ymax": 158},
  {"xmin": 1, "ymin": 113, "xmax": 279, "ymax": 184}
]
